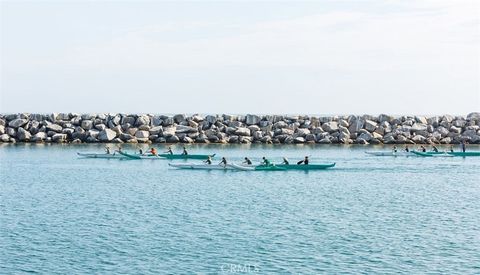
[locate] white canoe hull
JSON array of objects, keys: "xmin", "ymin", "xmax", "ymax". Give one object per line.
[
  {"xmin": 77, "ymin": 152, "xmax": 125, "ymax": 159},
  {"xmin": 169, "ymin": 163, "xmax": 235, "ymax": 170},
  {"xmin": 365, "ymin": 151, "xmax": 412, "ymax": 156}
]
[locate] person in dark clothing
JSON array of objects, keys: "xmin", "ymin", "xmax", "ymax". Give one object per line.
[
  {"xmin": 297, "ymin": 156, "xmax": 309, "ymax": 165},
  {"xmin": 262, "ymin": 157, "xmax": 271, "ymax": 166},
  {"xmin": 420, "ymin": 146, "xmax": 426, "ymax": 152},
  {"xmin": 432, "ymin": 145, "xmax": 439, "ymax": 152},
  {"xmin": 165, "ymin": 146, "xmax": 173, "ymax": 155},
  {"xmin": 219, "ymin": 157, "xmax": 227, "ymax": 166},
  {"xmin": 105, "ymin": 146, "xmax": 111, "ymax": 154},
  {"xmin": 282, "ymin": 157, "xmax": 289, "ymax": 165},
  {"xmin": 449, "ymin": 145, "xmax": 454, "ymax": 152},
  {"xmin": 182, "ymin": 146, "xmax": 188, "ymax": 155},
  {"xmin": 204, "ymin": 156, "xmax": 212, "ymax": 165},
  {"xmin": 393, "ymin": 146, "xmax": 398, "ymax": 153},
  {"xmin": 461, "ymin": 141, "xmax": 466, "ymax": 152},
  {"xmin": 404, "ymin": 146, "xmax": 409, "ymax": 152},
  {"xmin": 243, "ymin": 157, "xmax": 252, "ymax": 165}
]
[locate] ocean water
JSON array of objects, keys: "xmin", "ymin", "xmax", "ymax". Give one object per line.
[{"xmin": 1, "ymin": 143, "xmax": 479, "ymax": 274}]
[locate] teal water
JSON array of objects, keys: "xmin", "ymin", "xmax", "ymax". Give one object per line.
[{"xmin": 1, "ymin": 144, "xmax": 479, "ymax": 274}]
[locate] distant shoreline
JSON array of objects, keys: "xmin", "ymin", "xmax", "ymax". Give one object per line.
[{"xmin": 1, "ymin": 113, "xmax": 479, "ymax": 145}]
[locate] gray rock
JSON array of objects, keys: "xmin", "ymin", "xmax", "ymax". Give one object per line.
[
  {"xmin": 149, "ymin": 126, "xmax": 163, "ymax": 136},
  {"xmin": 8, "ymin": 118, "xmax": 28, "ymax": 128},
  {"xmin": 6, "ymin": 127, "xmax": 16, "ymax": 137},
  {"xmin": 357, "ymin": 132, "xmax": 373, "ymax": 142},
  {"xmin": 1, "ymin": 134, "xmax": 10, "ymax": 142},
  {"xmin": 135, "ymin": 115, "xmax": 150, "ymax": 126},
  {"xmin": 121, "ymin": 116, "xmax": 136, "ymax": 125},
  {"xmin": 449, "ymin": 126, "xmax": 461, "ymax": 134},
  {"xmin": 235, "ymin": 127, "xmax": 251, "ymax": 136},
  {"xmin": 0, "ymin": 118, "xmax": 6, "ymax": 126},
  {"xmin": 16, "ymin": 127, "xmax": 31, "ymax": 141},
  {"xmin": 174, "ymin": 114, "xmax": 186, "ymax": 123},
  {"xmin": 98, "ymin": 129, "xmax": 117, "ymax": 141},
  {"xmin": 95, "ymin": 124, "xmax": 106, "ymax": 131},
  {"xmin": 46, "ymin": 123, "xmax": 63, "ymax": 132},
  {"xmin": 163, "ymin": 127, "xmax": 176, "ymax": 137},
  {"xmin": 176, "ymin": 125, "xmax": 198, "ymax": 134},
  {"xmin": 322, "ymin": 122, "xmax": 338, "ymax": 133},
  {"xmin": 81, "ymin": 120, "xmax": 93, "ymax": 130},
  {"xmin": 135, "ymin": 130, "xmax": 149, "ymax": 139},
  {"xmin": 52, "ymin": 133, "xmax": 67, "ymax": 142},
  {"xmin": 32, "ymin": 132, "xmax": 47, "ymax": 142},
  {"xmin": 467, "ymin": 112, "xmax": 480, "ymax": 121},
  {"xmin": 412, "ymin": 135, "xmax": 426, "ymax": 144},
  {"xmin": 295, "ymin": 128, "xmax": 310, "ymax": 137},
  {"xmin": 364, "ymin": 120, "xmax": 377, "ymax": 132},
  {"xmin": 246, "ymin": 114, "xmax": 261, "ymax": 125},
  {"xmin": 162, "ymin": 117, "xmax": 174, "ymax": 126},
  {"xmin": 411, "ymin": 123, "xmax": 427, "ymax": 133},
  {"xmin": 294, "ymin": 137, "xmax": 305, "ymax": 143},
  {"xmin": 0, "ymin": 125, "xmax": 4, "ymax": 135}
]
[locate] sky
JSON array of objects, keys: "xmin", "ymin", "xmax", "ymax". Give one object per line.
[{"xmin": 1, "ymin": 0, "xmax": 479, "ymax": 115}]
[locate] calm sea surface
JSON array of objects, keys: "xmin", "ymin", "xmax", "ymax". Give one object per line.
[{"xmin": 1, "ymin": 144, "xmax": 479, "ymax": 274}]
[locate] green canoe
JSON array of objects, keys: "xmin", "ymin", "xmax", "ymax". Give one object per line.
[
  {"xmin": 254, "ymin": 165, "xmax": 287, "ymax": 171},
  {"xmin": 412, "ymin": 151, "xmax": 480, "ymax": 157},
  {"xmin": 275, "ymin": 163, "xmax": 336, "ymax": 170},
  {"xmin": 448, "ymin": 152, "xmax": 480, "ymax": 157}
]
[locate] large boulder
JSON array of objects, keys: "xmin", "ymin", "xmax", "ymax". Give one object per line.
[
  {"xmin": 0, "ymin": 134, "xmax": 10, "ymax": 142},
  {"xmin": 81, "ymin": 120, "xmax": 93, "ymax": 130},
  {"xmin": 98, "ymin": 129, "xmax": 117, "ymax": 141},
  {"xmin": 410, "ymin": 123, "xmax": 427, "ymax": 133},
  {"xmin": 46, "ymin": 123, "xmax": 63, "ymax": 132},
  {"xmin": 135, "ymin": 130, "xmax": 149, "ymax": 139},
  {"xmin": 235, "ymin": 127, "xmax": 251, "ymax": 136},
  {"xmin": 149, "ymin": 126, "xmax": 163, "ymax": 136},
  {"xmin": 364, "ymin": 120, "xmax": 377, "ymax": 132},
  {"xmin": 0, "ymin": 125, "xmax": 4, "ymax": 135},
  {"xmin": 8, "ymin": 118, "xmax": 28, "ymax": 128},
  {"xmin": 163, "ymin": 127, "xmax": 176, "ymax": 137},
  {"xmin": 175, "ymin": 125, "xmax": 197, "ymax": 134},
  {"xmin": 467, "ymin": 112, "xmax": 480, "ymax": 121},
  {"xmin": 32, "ymin": 132, "xmax": 47, "ymax": 142},
  {"xmin": 295, "ymin": 128, "xmax": 310, "ymax": 137},
  {"xmin": 173, "ymin": 114, "xmax": 186, "ymax": 124},
  {"xmin": 246, "ymin": 114, "xmax": 261, "ymax": 125},
  {"xmin": 135, "ymin": 115, "xmax": 150, "ymax": 126},
  {"xmin": 17, "ymin": 127, "xmax": 31, "ymax": 141},
  {"xmin": 52, "ymin": 133, "xmax": 67, "ymax": 142},
  {"xmin": 322, "ymin": 122, "xmax": 338, "ymax": 133}
]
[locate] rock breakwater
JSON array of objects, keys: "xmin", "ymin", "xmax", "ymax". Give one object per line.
[{"xmin": 1, "ymin": 113, "xmax": 479, "ymax": 144}]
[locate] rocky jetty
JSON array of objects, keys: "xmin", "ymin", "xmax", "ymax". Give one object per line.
[{"xmin": 0, "ymin": 113, "xmax": 479, "ymax": 144}]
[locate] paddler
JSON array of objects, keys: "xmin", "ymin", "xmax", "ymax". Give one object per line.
[
  {"xmin": 105, "ymin": 146, "xmax": 111, "ymax": 154},
  {"xmin": 165, "ymin": 146, "xmax": 173, "ymax": 155},
  {"xmin": 404, "ymin": 146, "xmax": 409, "ymax": 152},
  {"xmin": 449, "ymin": 145, "xmax": 454, "ymax": 152},
  {"xmin": 461, "ymin": 140, "xmax": 466, "ymax": 152},
  {"xmin": 420, "ymin": 145, "xmax": 426, "ymax": 152},
  {"xmin": 204, "ymin": 156, "xmax": 212, "ymax": 165},
  {"xmin": 393, "ymin": 146, "xmax": 398, "ymax": 153},
  {"xmin": 432, "ymin": 145, "xmax": 439, "ymax": 152},
  {"xmin": 182, "ymin": 146, "xmax": 188, "ymax": 155},
  {"xmin": 139, "ymin": 148, "xmax": 143, "ymax": 155},
  {"xmin": 243, "ymin": 157, "xmax": 252, "ymax": 165},
  {"xmin": 150, "ymin": 147, "xmax": 158, "ymax": 156},
  {"xmin": 117, "ymin": 145, "xmax": 123, "ymax": 152},
  {"xmin": 296, "ymin": 156, "xmax": 309, "ymax": 165},
  {"xmin": 282, "ymin": 157, "xmax": 289, "ymax": 165},
  {"xmin": 219, "ymin": 157, "xmax": 227, "ymax": 166},
  {"xmin": 261, "ymin": 157, "xmax": 271, "ymax": 166}
]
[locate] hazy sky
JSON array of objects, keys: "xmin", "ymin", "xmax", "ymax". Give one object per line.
[{"xmin": 1, "ymin": 0, "xmax": 479, "ymax": 115}]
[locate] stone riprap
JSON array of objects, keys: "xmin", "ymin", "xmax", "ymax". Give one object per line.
[{"xmin": 0, "ymin": 113, "xmax": 479, "ymax": 144}]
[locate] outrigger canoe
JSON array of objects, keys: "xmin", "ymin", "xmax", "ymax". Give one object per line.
[
  {"xmin": 365, "ymin": 151, "xmax": 412, "ymax": 156},
  {"xmin": 169, "ymin": 162, "xmax": 335, "ymax": 171},
  {"xmin": 412, "ymin": 151, "xmax": 480, "ymax": 157},
  {"xmin": 276, "ymin": 163, "xmax": 336, "ymax": 170},
  {"xmin": 119, "ymin": 151, "xmax": 215, "ymax": 160},
  {"xmin": 77, "ymin": 152, "xmax": 125, "ymax": 159},
  {"xmin": 168, "ymin": 163, "xmax": 236, "ymax": 170}
]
